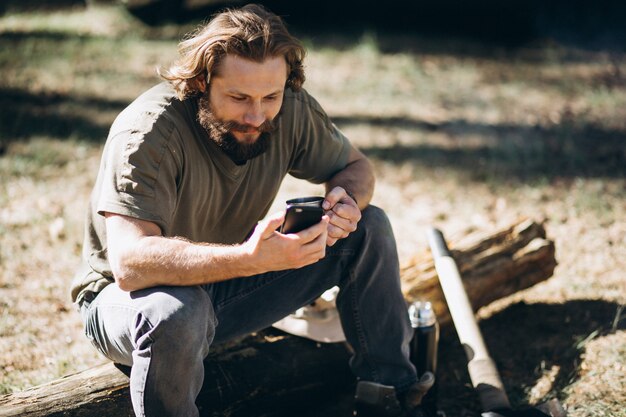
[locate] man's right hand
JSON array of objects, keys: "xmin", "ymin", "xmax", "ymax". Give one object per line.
[{"xmin": 244, "ymin": 211, "xmax": 330, "ymax": 273}]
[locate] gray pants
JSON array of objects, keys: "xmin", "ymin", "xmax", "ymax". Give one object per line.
[{"xmin": 79, "ymin": 206, "xmax": 417, "ymax": 417}]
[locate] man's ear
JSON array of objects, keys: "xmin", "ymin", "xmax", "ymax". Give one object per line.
[{"xmin": 194, "ymin": 73, "xmax": 207, "ymax": 93}]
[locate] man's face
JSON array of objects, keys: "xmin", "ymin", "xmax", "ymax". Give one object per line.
[{"xmin": 198, "ymin": 54, "xmax": 288, "ymax": 164}]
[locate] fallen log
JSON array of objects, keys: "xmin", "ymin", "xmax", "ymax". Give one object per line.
[
  {"xmin": 0, "ymin": 218, "xmax": 556, "ymax": 417},
  {"xmin": 400, "ymin": 217, "xmax": 557, "ymax": 326}
]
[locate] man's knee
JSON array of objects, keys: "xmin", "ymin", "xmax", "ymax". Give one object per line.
[
  {"xmin": 359, "ymin": 205, "xmax": 395, "ymax": 240},
  {"xmin": 134, "ymin": 286, "xmax": 215, "ymax": 349}
]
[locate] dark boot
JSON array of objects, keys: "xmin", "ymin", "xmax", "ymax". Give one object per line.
[
  {"xmin": 399, "ymin": 372, "xmax": 436, "ymax": 417},
  {"xmin": 354, "ymin": 381, "xmax": 403, "ymax": 417},
  {"xmin": 354, "ymin": 373, "xmax": 435, "ymax": 417}
]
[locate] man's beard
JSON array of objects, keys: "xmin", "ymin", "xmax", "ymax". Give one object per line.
[{"xmin": 197, "ymin": 93, "xmax": 276, "ymax": 165}]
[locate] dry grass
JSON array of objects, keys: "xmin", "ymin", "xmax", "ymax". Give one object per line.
[{"xmin": 0, "ymin": 4, "xmax": 624, "ymax": 416}]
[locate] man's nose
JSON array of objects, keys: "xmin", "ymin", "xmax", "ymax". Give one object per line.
[{"xmin": 243, "ymin": 101, "xmax": 265, "ymax": 127}]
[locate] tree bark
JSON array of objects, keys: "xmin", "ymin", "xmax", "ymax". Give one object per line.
[{"xmin": 0, "ymin": 218, "xmax": 556, "ymax": 417}]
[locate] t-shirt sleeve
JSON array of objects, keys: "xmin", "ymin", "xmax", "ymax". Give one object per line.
[
  {"xmin": 96, "ymin": 116, "xmax": 181, "ymax": 235},
  {"xmin": 287, "ymin": 92, "xmax": 351, "ymax": 184}
]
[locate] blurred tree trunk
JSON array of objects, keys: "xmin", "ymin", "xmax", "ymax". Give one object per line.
[{"xmin": 0, "ymin": 218, "xmax": 556, "ymax": 417}]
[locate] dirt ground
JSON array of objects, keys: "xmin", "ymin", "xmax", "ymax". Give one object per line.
[{"xmin": 0, "ymin": 4, "xmax": 625, "ymax": 416}]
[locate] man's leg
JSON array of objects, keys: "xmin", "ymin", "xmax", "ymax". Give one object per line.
[
  {"xmin": 208, "ymin": 206, "xmax": 417, "ymax": 390},
  {"xmin": 334, "ymin": 206, "xmax": 417, "ymax": 390},
  {"xmin": 80, "ymin": 284, "xmax": 214, "ymax": 417}
]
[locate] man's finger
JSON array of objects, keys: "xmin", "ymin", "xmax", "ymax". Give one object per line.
[
  {"xmin": 301, "ymin": 228, "xmax": 328, "ymax": 258},
  {"xmin": 327, "ymin": 223, "xmax": 349, "ymax": 240},
  {"xmin": 331, "ymin": 202, "xmax": 361, "ymax": 221},
  {"xmin": 323, "ymin": 186, "xmax": 347, "ymax": 210},
  {"xmin": 327, "ymin": 211, "xmax": 357, "ymax": 233}
]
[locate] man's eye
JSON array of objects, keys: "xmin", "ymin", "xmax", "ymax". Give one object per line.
[
  {"xmin": 231, "ymin": 96, "xmax": 247, "ymax": 102},
  {"xmin": 264, "ymin": 96, "xmax": 278, "ymax": 101}
]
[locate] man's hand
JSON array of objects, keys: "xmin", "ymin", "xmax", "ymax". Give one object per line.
[
  {"xmin": 322, "ymin": 186, "xmax": 361, "ymax": 247},
  {"xmin": 244, "ymin": 210, "xmax": 330, "ymax": 272}
]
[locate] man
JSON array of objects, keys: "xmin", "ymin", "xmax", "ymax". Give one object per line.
[{"xmin": 71, "ymin": 4, "xmax": 433, "ymax": 417}]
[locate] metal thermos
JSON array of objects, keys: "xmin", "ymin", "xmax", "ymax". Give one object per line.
[{"xmin": 409, "ymin": 301, "xmax": 439, "ymax": 415}]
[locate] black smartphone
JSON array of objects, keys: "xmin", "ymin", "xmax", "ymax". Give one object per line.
[{"xmin": 281, "ymin": 205, "xmax": 323, "ymax": 234}]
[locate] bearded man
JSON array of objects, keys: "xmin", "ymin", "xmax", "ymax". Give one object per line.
[{"xmin": 71, "ymin": 4, "xmax": 433, "ymax": 417}]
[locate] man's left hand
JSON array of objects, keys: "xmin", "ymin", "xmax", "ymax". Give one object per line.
[{"xmin": 323, "ymin": 186, "xmax": 361, "ymax": 247}]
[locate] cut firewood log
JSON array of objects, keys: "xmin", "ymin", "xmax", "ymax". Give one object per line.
[
  {"xmin": 0, "ymin": 218, "xmax": 556, "ymax": 417},
  {"xmin": 401, "ymin": 217, "xmax": 557, "ymax": 326}
]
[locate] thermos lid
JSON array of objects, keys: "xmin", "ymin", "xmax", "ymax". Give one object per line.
[{"xmin": 408, "ymin": 301, "xmax": 437, "ymax": 327}]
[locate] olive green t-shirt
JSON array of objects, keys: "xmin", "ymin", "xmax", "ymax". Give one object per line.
[{"xmin": 71, "ymin": 83, "xmax": 351, "ymax": 304}]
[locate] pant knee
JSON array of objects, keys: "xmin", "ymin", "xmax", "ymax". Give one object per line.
[
  {"xmin": 358, "ymin": 205, "xmax": 396, "ymax": 243},
  {"xmin": 133, "ymin": 286, "xmax": 215, "ymax": 352}
]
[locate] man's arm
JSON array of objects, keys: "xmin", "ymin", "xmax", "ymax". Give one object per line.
[
  {"xmin": 105, "ymin": 211, "xmax": 329, "ymax": 292},
  {"xmin": 323, "ymin": 144, "xmax": 375, "ymax": 246}
]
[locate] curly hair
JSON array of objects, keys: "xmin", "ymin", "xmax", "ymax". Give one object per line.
[{"xmin": 160, "ymin": 4, "xmax": 306, "ymax": 99}]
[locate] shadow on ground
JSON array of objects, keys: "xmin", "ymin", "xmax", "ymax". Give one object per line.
[
  {"xmin": 5, "ymin": 0, "xmax": 625, "ymax": 51},
  {"xmin": 0, "ymin": 87, "xmax": 127, "ymax": 148},
  {"xmin": 122, "ymin": 0, "xmax": 626, "ymax": 53},
  {"xmin": 2, "ymin": 11, "xmax": 625, "ymax": 182},
  {"xmin": 352, "ymin": 120, "xmax": 626, "ymax": 182},
  {"xmin": 217, "ymin": 299, "xmax": 624, "ymax": 417},
  {"xmin": 347, "ymin": 115, "xmax": 626, "ymax": 180},
  {"xmin": 1, "ymin": 85, "xmax": 625, "ymax": 181},
  {"xmin": 437, "ymin": 299, "xmax": 624, "ymax": 416}
]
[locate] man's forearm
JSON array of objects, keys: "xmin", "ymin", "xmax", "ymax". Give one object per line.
[
  {"xmin": 326, "ymin": 157, "xmax": 375, "ymax": 210},
  {"xmin": 111, "ymin": 235, "xmax": 258, "ymax": 292},
  {"xmin": 107, "ymin": 210, "xmax": 329, "ymax": 292}
]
